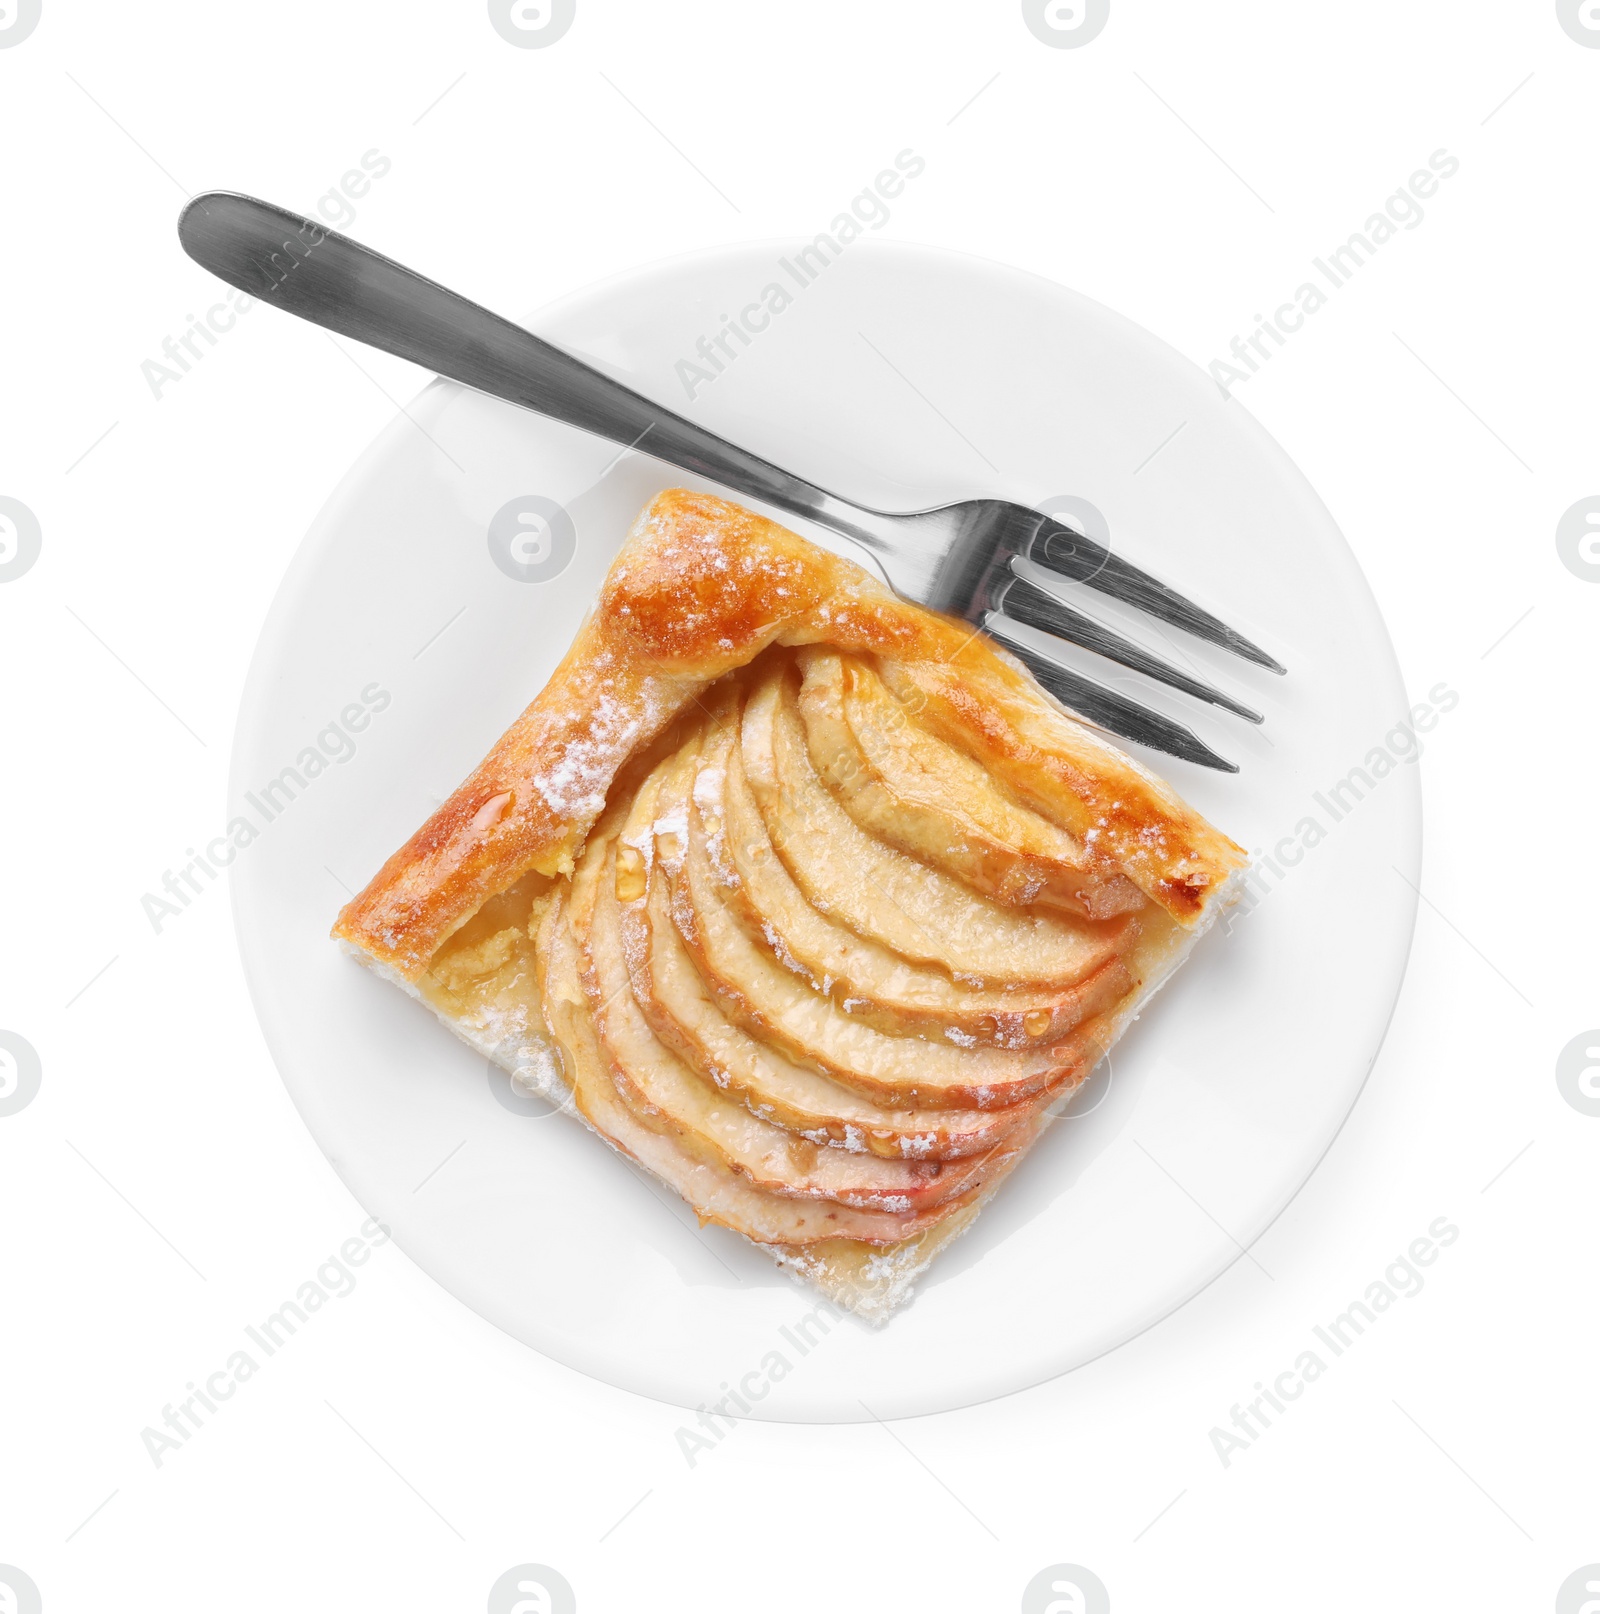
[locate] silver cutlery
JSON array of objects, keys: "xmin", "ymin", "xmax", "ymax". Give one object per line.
[{"xmin": 178, "ymin": 192, "xmax": 1282, "ymax": 771}]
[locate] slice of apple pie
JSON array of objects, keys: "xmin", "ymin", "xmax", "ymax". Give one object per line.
[{"xmin": 334, "ymin": 489, "xmax": 1247, "ymax": 1323}]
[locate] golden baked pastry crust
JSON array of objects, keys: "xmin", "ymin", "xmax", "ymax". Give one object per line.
[
  {"xmin": 333, "ymin": 489, "xmax": 1248, "ymax": 1323},
  {"xmin": 335, "ymin": 489, "xmax": 1245, "ymax": 978}
]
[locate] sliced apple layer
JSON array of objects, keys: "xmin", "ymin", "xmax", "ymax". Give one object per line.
[
  {"xmin": 417, "ymin": 651, "xmax": 1182, "ymax": 1320},
  {"xmin": 495, "ymin": 653, "xmax": 1162, "ymax": 1309},
  {"xmin": 577, "ymin": 836, "xmax": 1006, "ymax": 1215},
  {"xmin": 668, "ymin": 767, "xmax": 1113, "ymax": 1112},
  {"xmin": 699, "ymin": 720, "xmax": 1129, "ymax": 1049},
  {"xmin": 742, "ymin": 670, "xmax": 1124, "ymax": 988},
  {"xmin": 796, "ymin": 649, "xmax": 1143, "ymax": 919},
  {"xmin": 537, "ymin": 888, "xmax": 952, "ymax": 1247},
  {"xmin": 625, "ymin": 842, "xmax": 1037, "ymax": 1160},
  {"xmin": 508, "ymin": 654, "xmax": 1169, "ymax": 1311}
]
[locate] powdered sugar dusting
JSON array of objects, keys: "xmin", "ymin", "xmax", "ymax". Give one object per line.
[
  {"xmin": 651, "ymin": 809, "xmax": 688, "ymax": 857},
  {"xmin": 532, "ymin": 690, "xmax": 643, "ymax": 821}
]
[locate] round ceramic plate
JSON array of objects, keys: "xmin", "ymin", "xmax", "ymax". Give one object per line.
[{"xmin": 230, "ymin": 241, "xmax": 1419, "ymax": 1421}]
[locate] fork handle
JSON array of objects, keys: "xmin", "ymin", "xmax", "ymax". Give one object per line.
[{"xmin": 178, "ymin": 193, "xmax": 879, "ymax": 544}]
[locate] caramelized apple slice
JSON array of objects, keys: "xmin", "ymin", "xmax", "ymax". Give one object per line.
[
  {"xmin": 536, "ymin": 886, "xmax": 955, "ymax": 1246},
  {"xmin": 613, "ymin": 737, "xmax": 1048, "ymax": 1156},
  {"xmin": 742, "ymin": 667, "xmax": 1125, "ymax": 989},
  {"xmin": 628, "ymin": 845, "xmax": 1042, "ymax": 1161},
  {"xmin": 578, "ymin": 831, "xmax": 1007, "ymax": 1214},
  {"xmin": 704, "ymin": 718, "xmax": 1133, "ymax": 1048},
  {"xmin": 660, "ymin": 766, "xmax": 1111, "ymax": 1113},
  {"xmin": 797, "ymin": 649, "xmax": 1143, "ymax": 918}
]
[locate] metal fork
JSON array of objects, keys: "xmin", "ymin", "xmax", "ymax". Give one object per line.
[{"xmin": 178, "ymin": 192, "xmax": 1284, "ymax": 772}]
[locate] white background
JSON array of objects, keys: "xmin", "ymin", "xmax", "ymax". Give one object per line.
[{"xmin": 1, "ymin": 2, "xmax": 1594, "ymax": 1610}]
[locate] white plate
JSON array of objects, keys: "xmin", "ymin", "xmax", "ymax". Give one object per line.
[{"xmin": 230, "ymin": 241, "xmax": 1419, "ymax": 1421}]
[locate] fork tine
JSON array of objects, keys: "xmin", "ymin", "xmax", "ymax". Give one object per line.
[
  {"xmin": 996, "ymin": 571, "xmax": 1263, "ymax": 723},
  {"xmin": 984, "ymin": 615, "xmax": 1239, "ymax": 773},
  {"xmin": 1026, "ymin": 518, "xmax": 1286, "ymax": 675}
]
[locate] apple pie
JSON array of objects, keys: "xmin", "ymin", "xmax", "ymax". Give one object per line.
[{"xmin": 334, "ymin": 489, "xmax": 1247, "ymax": 1323}]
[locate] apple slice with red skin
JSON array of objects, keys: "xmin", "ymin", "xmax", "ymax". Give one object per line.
[
  {"xmin": 576, "ymin": 831, "xmax": 1008, "ymax": 1215},
  {"xmin": 537, "ymin": 885, "xmax": 964, "ymax": 1246}
]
